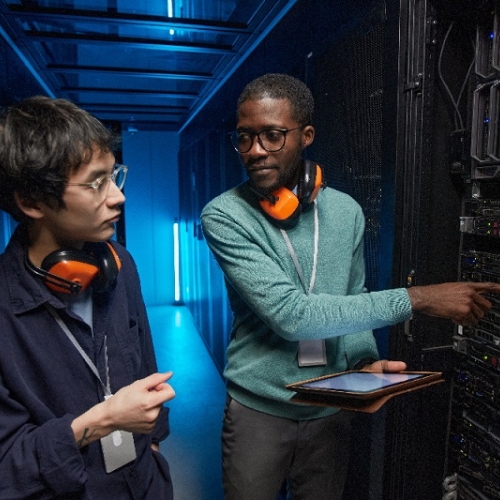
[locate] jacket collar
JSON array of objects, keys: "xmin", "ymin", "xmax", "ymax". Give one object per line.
[{"xmin": 3, "ymin": 224, "xmax": 65, "ymax": 316}]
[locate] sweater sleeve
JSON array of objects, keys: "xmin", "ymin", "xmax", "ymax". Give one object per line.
[{"xmin": 201, "ymin": 196, "xmax": 412, "ymax": 342}]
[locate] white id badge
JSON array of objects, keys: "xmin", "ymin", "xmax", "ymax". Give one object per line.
[
  {"xmin": 298, "ymin": 339, "xmax": 327, "ymax": 367},
  {"xmin": 101, "ymin": 430, "xmax": 137, "ymax": 473}
]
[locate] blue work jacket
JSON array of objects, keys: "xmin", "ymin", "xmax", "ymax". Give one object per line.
[{"xmin": 0, "ymin": 226, "xmax": 172, "ymax": 499}]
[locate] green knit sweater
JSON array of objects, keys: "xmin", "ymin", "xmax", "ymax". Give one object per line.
[{"xmin": 201, "ymin": 182, "xmax": 412, "ymax": 419}]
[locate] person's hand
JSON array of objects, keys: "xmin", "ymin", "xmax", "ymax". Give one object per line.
[
  {"xmin": 360, "ymin": 360, "xmax": 407, "ymax": 373},
  {"xmin": 102, "ymin": 372, "xmax": 175, "ymax": 434},
  {"xmin": 72, "ymin": 372, "xmax": 175, "ymax": 448},
  {"xmin": 407, "ymin": 282, "xmax": 500, "ymax": 326}
]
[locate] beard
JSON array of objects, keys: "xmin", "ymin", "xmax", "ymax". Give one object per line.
[{"xmin": 246, "ymin": 152, "xmax": 304, "ymax": 196}]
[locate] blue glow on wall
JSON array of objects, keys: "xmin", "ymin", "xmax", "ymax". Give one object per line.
[{"xmin": 122, "ymin": 129, "xmax": 180, "ymax": 307}]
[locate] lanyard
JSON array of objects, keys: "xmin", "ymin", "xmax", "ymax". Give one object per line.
[
  {"xmin": 46, "ymin": 303, "xmax": 112, "ymax": 398},
  {"xmin": 47, "ymin": 304, "xmax": 137, "ymax": 473},
  {"xmin": 279, "ymin": 201, "xmax": 326, "ymax": 366},
  {"xmin": 280, "ymin": 200, "xmax": 319, "ymax": 295}
]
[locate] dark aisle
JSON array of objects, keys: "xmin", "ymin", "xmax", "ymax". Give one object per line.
[{"xmin": 148, "ymin": 305, "xmax": 226, "ymax": 500}]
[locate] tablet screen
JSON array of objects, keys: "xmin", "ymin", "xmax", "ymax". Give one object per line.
[{"xmin": 300, "ymin": 372, "xmax": 426, "ymax": 393}]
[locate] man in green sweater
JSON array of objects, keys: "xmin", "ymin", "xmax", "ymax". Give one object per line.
[{"xmin": 200, "ymin": 73, "xmax": 500, "ymax": 500}]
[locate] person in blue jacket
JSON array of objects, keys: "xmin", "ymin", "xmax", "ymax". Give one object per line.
[
  {"xmin": 201, "ymin": 73, "xmax": 500, "ymax": 500},
  {"xmin": 0, "ymin": 96, "xmax": 175, "ymax": 499}
]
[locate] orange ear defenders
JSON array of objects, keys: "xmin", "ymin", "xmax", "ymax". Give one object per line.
[
  {"xmin": 26, "ymin": 242, "xmax": 121, "ymax": 294},
  {"xmin": 258, "ymin": 160, "xmax": 325, "ymax": 221}
]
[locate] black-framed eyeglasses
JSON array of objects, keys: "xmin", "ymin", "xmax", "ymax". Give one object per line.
[
  {"xmin": 228, "ymin": 127, "xmax": 303, "ymax": 154},
  {"xmin": 67, "ymin": 164, "xmax": 128, "ymax": 199}
]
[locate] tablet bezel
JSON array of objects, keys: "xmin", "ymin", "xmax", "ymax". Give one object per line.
[{"xmin": 286, "ymin": 370, "xmax": 442, "ymax": 400}]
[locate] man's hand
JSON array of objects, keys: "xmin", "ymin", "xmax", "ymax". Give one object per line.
[
  {"xmin": 102, "ymin": 372, "xmax": 175, "ymax": 434},
  {"xmin": 408, "ymin": 282, "xmax": 500, "ymax": 326},
  {"xmin": 360, "ymin": 360, "xmax": 407, "ymax": 373},
  {"xmin": 72, "ymin": 372, "xmax": 175, "ymax": 448}
]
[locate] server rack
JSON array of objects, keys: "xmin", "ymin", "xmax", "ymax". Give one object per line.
[
  {"xmin": 384, "ymin": 1, "xmax": 500, "ymax": 499},
  {"xmin": 443, "ymin": 2, "xmax": 500, "ymax": 498}
]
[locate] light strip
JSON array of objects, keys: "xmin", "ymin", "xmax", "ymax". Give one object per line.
[
  {"xmin": 167, "ymin": 0, "xmax": 175, "ymax": 35},
  {"xmin": 173, "ymin": 221, "xmax": 181, "ymax": 303}
]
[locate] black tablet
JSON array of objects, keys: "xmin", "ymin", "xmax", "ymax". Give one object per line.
[{"xmin": 286, "ymin": 370, "xmax": 442, "ymax": 400}]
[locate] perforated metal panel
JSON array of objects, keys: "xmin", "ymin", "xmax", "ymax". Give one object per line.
[{"xmin": 310, "ymin": 22, "xmax": 385, "ymax": 294}]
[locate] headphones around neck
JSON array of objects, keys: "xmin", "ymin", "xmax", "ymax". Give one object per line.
[
  {"xmin": 26, "ymin": 242, "xmax": 121, "ymax": 295},
  {"xmin": 255, "ymin": 160, "xmax": 325, "ymax": 222}
]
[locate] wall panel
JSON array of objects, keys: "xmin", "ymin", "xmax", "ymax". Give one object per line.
[{"xmin": 123, "ymin": 130, "xmax": 179, "ymax": 306}]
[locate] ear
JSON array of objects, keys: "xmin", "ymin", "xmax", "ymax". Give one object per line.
[
  {"xmin": 13, "ymin": 192, "xmax": 45, "ymax": 220},
  {"xmin": 301, "ymin": 125, "xmax": 315, "ymax": 149}
]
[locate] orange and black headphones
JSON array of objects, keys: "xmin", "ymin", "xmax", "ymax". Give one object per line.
[
  {"xmin": 26, "ymin": 242, "xmax": 121, "ymax": 294},
  {"xmin": 254, "ymin": 160, "xmax": 325, "ymax": 222}
]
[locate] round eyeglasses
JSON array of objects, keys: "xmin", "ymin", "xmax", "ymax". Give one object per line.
[
  {"xmin": 67, "ymin": 164, "xmax": 128, "ymax": 200},
  {"xmin": 228, "ymin": 127, "xmax": 303, "ymax": 154}
]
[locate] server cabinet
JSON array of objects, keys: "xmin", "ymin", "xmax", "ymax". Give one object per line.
[
  {"xmin": 385, "ymin": 0, "xmax": 500, "ymax": 499},
  {"xmin": 442, "ymin": 2, "xmax": 500, "ymax": 498}
]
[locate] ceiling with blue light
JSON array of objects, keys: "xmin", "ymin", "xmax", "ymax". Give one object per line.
[{"xmin": 0, "ymin": 0, "xmax": 297, "ymax": 131}]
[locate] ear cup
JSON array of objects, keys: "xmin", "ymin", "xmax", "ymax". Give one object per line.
[
  {"xmin": 84, "ymin": 242, "xmax": 121, "ymax": 293},
  {"xmin": 298, "ymin": 160, "xmax": 324, "ymax": 205},
  {"xmin": 309, "ymin": 165, "xmax": 324, "ymax": 203},
  {"xmin": 257, "ymin": 161, "xmax": 325, "ymax": 222},
  {"xmin": 41, "ymin": 249, "xmax": 100, "ymax": 294},
  {"xmin": 258, "ymin": 187, "xmax": 300, "ymax": 221}
]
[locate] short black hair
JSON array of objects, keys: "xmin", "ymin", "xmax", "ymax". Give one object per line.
[
  {"xmin": 237, "ymin": 73, "xmax": 314, "ymax": 126},
  {"xmin": 0, "ymin": 96, "xmax": 116, "ymax": 221}
]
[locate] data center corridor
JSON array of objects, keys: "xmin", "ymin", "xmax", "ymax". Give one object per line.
[{"xmin": 148, "ymin": 305, "xmax": 226, "ymax": 500}]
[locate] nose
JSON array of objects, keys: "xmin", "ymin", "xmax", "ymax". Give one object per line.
[
  {"xmin": 245, "ymin": 135, "xmax": 269, "ymax": 157},
  {"xmin": 106, "ymin": 180, "xmax": 126, "ymax": 205}
]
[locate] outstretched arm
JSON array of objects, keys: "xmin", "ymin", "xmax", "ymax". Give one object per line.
[{"xmin": 408, "ymin": 282, "xmax": 500, "ymax": 326}]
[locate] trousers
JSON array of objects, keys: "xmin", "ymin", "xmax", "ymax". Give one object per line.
[{"xmin": 222, "ymin": 396, "xmax": 352, "ymax": 500}]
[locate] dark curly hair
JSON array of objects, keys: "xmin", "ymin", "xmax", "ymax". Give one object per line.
[
  {"xmin": 237, "ymin": 73, "xmax": 314, "ymax": 126},
  {"xmin": 0, "ymin": 96, "xmax": 116, "ymax": 221}
]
